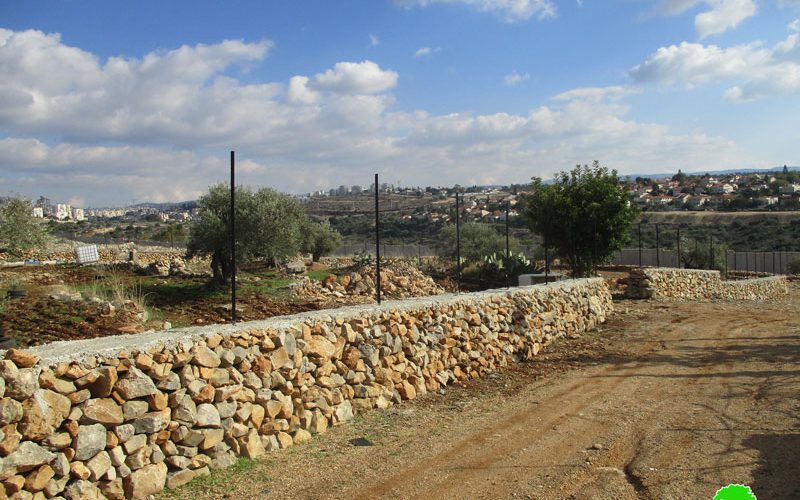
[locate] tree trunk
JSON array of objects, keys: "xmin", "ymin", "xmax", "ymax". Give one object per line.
[{"xmin": 210, "ymin": 251, "xmax": 232, "ymax": 287}]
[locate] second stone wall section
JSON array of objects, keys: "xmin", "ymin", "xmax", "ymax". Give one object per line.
[{"xmin": 624, "ymin": 268, "xmax": 788, "ymax": 300}]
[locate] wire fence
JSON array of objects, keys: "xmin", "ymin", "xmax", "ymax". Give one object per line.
[{"xmin": 330, "ymin": 240, "xmax": 800, "ymax": 276}]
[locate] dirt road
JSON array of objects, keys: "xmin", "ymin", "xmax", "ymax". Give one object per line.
[{"xmin": 168, "ymin": 286, "xmax": 800, "ymax": 500}]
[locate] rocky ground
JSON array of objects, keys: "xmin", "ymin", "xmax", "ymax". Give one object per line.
[
  {"xmin": 290, "ymin": 259, "xmax": 448, "ymax": 302},
  {"xmin": 0, "ymin": 258, "xmax": 453, "ymax": 347},
  {"xmin": 162, "ymin": 285, "xmax": 800, "ymax": 500}
]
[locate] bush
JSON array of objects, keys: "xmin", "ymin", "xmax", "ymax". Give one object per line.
[
  {"xmin": 787, "ymin": 259, "xmax": 800, "ymax": 275},
  {"xmin": 437, "ymin": 223, "xmax": 520, "ymax": 264},
  {"xmin": 302, "ymin": 222, "xmax": 342, "ymax": 262},
  {"xmin": 523, "ymin": 162, "xmax": 637, "ymax": 277}
]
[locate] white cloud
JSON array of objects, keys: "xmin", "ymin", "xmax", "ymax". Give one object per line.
[
  {"xmin": 369, "ymin": 34, "xmax": 380, "ymax": 46},
  {"xmin": 790, "ymin": 19, "xmax": 800, "ymax": 31},
  {"xmin": 552, "ymin": 86, "xmax": 631, "ymax": 101},
  {"xmin": 0, "ymin": 27, "xmax": 757, "ymax": 205},
  {"xmin": 629, "ymin": 41, "xmax": 769, "ymax": 86},
  {"xmin": 630, "ymin": 28, "xmax": 800, "ymax": 101},
  {"xmin": 695, "ymin": 0, "xmax": 757, "ymax": 39},
  {"xmin": 286, "ymin": 75, "xmax": 320, "ymax": 105},
  {"xmin": 652, "ymin": 0, "xmax": 757, "ymax": 38},
  {"xmin": 311, "ymin": 60, "xmax": 398, "ymax": 94},
  {"xmin": 504, "ymin": 71, "xmax": 530, "ymax": 86},
  {"xmin": 394, "ymin": 0, "xmax": 557, "ymax": 23},
  {"xmin": 415, "ymin": 47, "xmax": 432, "ymax": 57}
]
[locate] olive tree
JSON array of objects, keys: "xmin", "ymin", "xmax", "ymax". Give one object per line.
[
  {"xmin": 302, "ymin": 221, "xmax": 342, "ymax": 262},
  {"xmin": 522, "ymin": 162, "xmax": 637, "ymax": 277},
  {"xmin": 438, "ymin": 222, "xmax": 520, "ymax": 264},
  {"xmin": 0, "ymin": 196, "xmax": 51, "ymax": 257},
  {"xmin": 187, "ymin": 184, "xmax": 308, "ymax": 286}
]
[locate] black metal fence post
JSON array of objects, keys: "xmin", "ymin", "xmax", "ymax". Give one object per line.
[
  {"xmin": 505, "ymin": 201, "xmax": 510, "ymax": 288},
  {"xmin": 544, "ymin": 242, "xmax": 549, "ymax": 283},
  {"xmin": 676, "ymin": 226, "xmax": 681, "ymax": 268},
  {"xmin": 638, "ymin": 223, "xmax": 642, "ymax": 267},
  {"xmin": 455, "ymin": 192, "xmax": 461, "ymax": 292},
  {"xmin": 734, "ymin": 251, "xmax": 737, "ymax": 272},
  {"xmin": 374, "ymin": 174, "xmax": 381, "ymax": 304},
  {"xmin": 709, "ymin": 236, "xmax": 714, "ymax": 270},
  {"xmin": 655, "ymin": 223, "xmax": 660, "ymax": 267},
  {"xmin": 724, "ymin": 249, "xmax": 728, "ymax": 277},
  {"xmin": 230, "ymin": 151, "xmax": 236, "ymax": 325},
  {"xmin": 772, "ymin": 251, "xmax": 776, "ymax": 274}
]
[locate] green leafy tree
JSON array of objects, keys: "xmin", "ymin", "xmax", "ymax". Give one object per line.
[
  {"xmin": 522, "ymin": 162, "xmax": 638, "ymax": 277},
  {"xmin": 302, "ymin": 221, "xmax": 343, "ymax": 261},
  {"xmin": 0, "ymin": 196, "xmax": 51, "ymax": 257},
  {"xmin": 437, "ymin": 222, "xmax": 520, "ymax": 264},
  {"xmin": 671, "ymin": 169, "xmax": 688, "ymax": 184},
  {"xmin": 187, "ymin": 184, "xmax": 308, "ymax": 286},
  {"xmin": 155, "ymin": 223, "xmax": 187, "ymax": 248},
  {"xmin": 680, "ymin": 238, "xmax": 727, "ymax": 271}
]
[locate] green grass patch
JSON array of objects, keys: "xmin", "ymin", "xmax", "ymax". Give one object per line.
[
  {"xmin": 307, "ymin": 269, "xmax": 332, "ymax": 281},
  {"xmin": 161, "ymin": 457, "xmax": 270, "ymax": 498}
]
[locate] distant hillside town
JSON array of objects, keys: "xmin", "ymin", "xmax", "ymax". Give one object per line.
[{"xmin": 10, "ymin": 166, "xmax": 800, "ymax": 226}]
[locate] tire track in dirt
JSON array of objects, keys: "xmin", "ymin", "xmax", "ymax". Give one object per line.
[
  {"xmin": 352, "ymin": 313, "xmax": 712, "ymax": 499},
  {"xmin": 351, "ymin": 304, "xmax": 797, "ymax": 500}
]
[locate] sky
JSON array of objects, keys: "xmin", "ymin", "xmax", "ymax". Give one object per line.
[{"xmin": 1, "ymin": 0, "xmax": 799, "ymax": 207}]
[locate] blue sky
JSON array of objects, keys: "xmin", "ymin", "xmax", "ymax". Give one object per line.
[{"xmin": 1, "ymin": 0, "xmax": 798, "ymax": 206}]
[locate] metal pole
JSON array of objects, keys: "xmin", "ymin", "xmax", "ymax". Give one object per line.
[
  {"xmin": 677, "ymin": 227, "xmax": 681, "ymax": 268},
  {"xmin": 709, "ymin": 236, "xmax": 714, "ymax": 270},
  {"xmin": 734, "ymin": 251, "xmax": 737, "ymax": 272},
  {"xmin": 374, "ymin": 174, "xmax": 381, "ymax": 304},
  {"xmin": 724, "ymin": 249, "xmax": 728, "ymax": 277},
  {"xmin": 638, "ymin": 223, "xmax": 642, "ymax": 267},
  {"xmin": 505, "ymin": 201, "xmax": 510, "ymax": 288},
  {"xmin": 772, "ymin": 251, "xmax": 776, "ymax": 275},
  {"xmin": 655, "ymin": 224, "xmax": 660, "ymax": 267},
  {"xmin": 544, "ymin": 242, "xmax": 549, "ymax": 283},
  {"xmin": 230, "ymin": 151, "xmax": 236, "ymax": 324},
  {"xmin": 455, "ymin": 192, "xmax": 461, "ymax": 292}
]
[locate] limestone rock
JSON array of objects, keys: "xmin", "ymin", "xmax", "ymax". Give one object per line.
[
  {"xmin": 24, "ymin": 464, "xmax": 53, "ymax": 492},
  {"xmin": 131, "ymin": 412, "xmax": 167, "ymax": 434},
  {"xmin": 73, "ymin": 424, "xmax": 107, "ymax": 461},
  {"xmin": 238, "ymin": 429, "xmax": 264, "ymax": 459},
  {"xmin": 195, "ymin": 404, "xmax": 220, "ymax": 428},
  {"xmin": 63, "ymin": 479, "xmax": 104, "ymax": 499},
  {"xmin": 82, "ymin": 398, "xmax": 124, "ymax": 425},
  {"xmin": 3, "ymin": 441, "xmax": 56, "ymax": 473},
  {"xmin": 166, "ymin": 468, "xmax": 196, "ymax": 489},
  {"xmin": 88, "ymin": 367, "xmax": 118, "ymax": 398},
  {"xmin": 4, "ymin": 349, "xmax": 38, "ymax": 369},
  {"xmin": 115, "ymin": 367, "xmax": 157, "ymax": 400},
  {"xmin": 192, "ymin": 345, "xmax": 221, "ymax": 368},
  {"xmin": 0, "ymin": 398, "xmax": 23, "ymax": 425},
  {"xmin": 86, "ymin": 450, "xmax": 111, "ymax": 481}
]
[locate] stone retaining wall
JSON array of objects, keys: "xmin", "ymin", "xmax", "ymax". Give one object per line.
[
  {"xmin": 0, "ymin": 279, "xmax": 611, "ymax": 499},
  {"xmin": 624, "ymin": 268, "xmax": 788, "ymax": 300}
]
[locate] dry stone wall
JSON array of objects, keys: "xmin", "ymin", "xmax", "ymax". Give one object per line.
[
  {"xmin": 0, "ymin": 279, "xmax": 611, "ymax": 499},
  {"xmin": 625, "ymin": 268, "xmax": 788, "ymax": 300}
]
